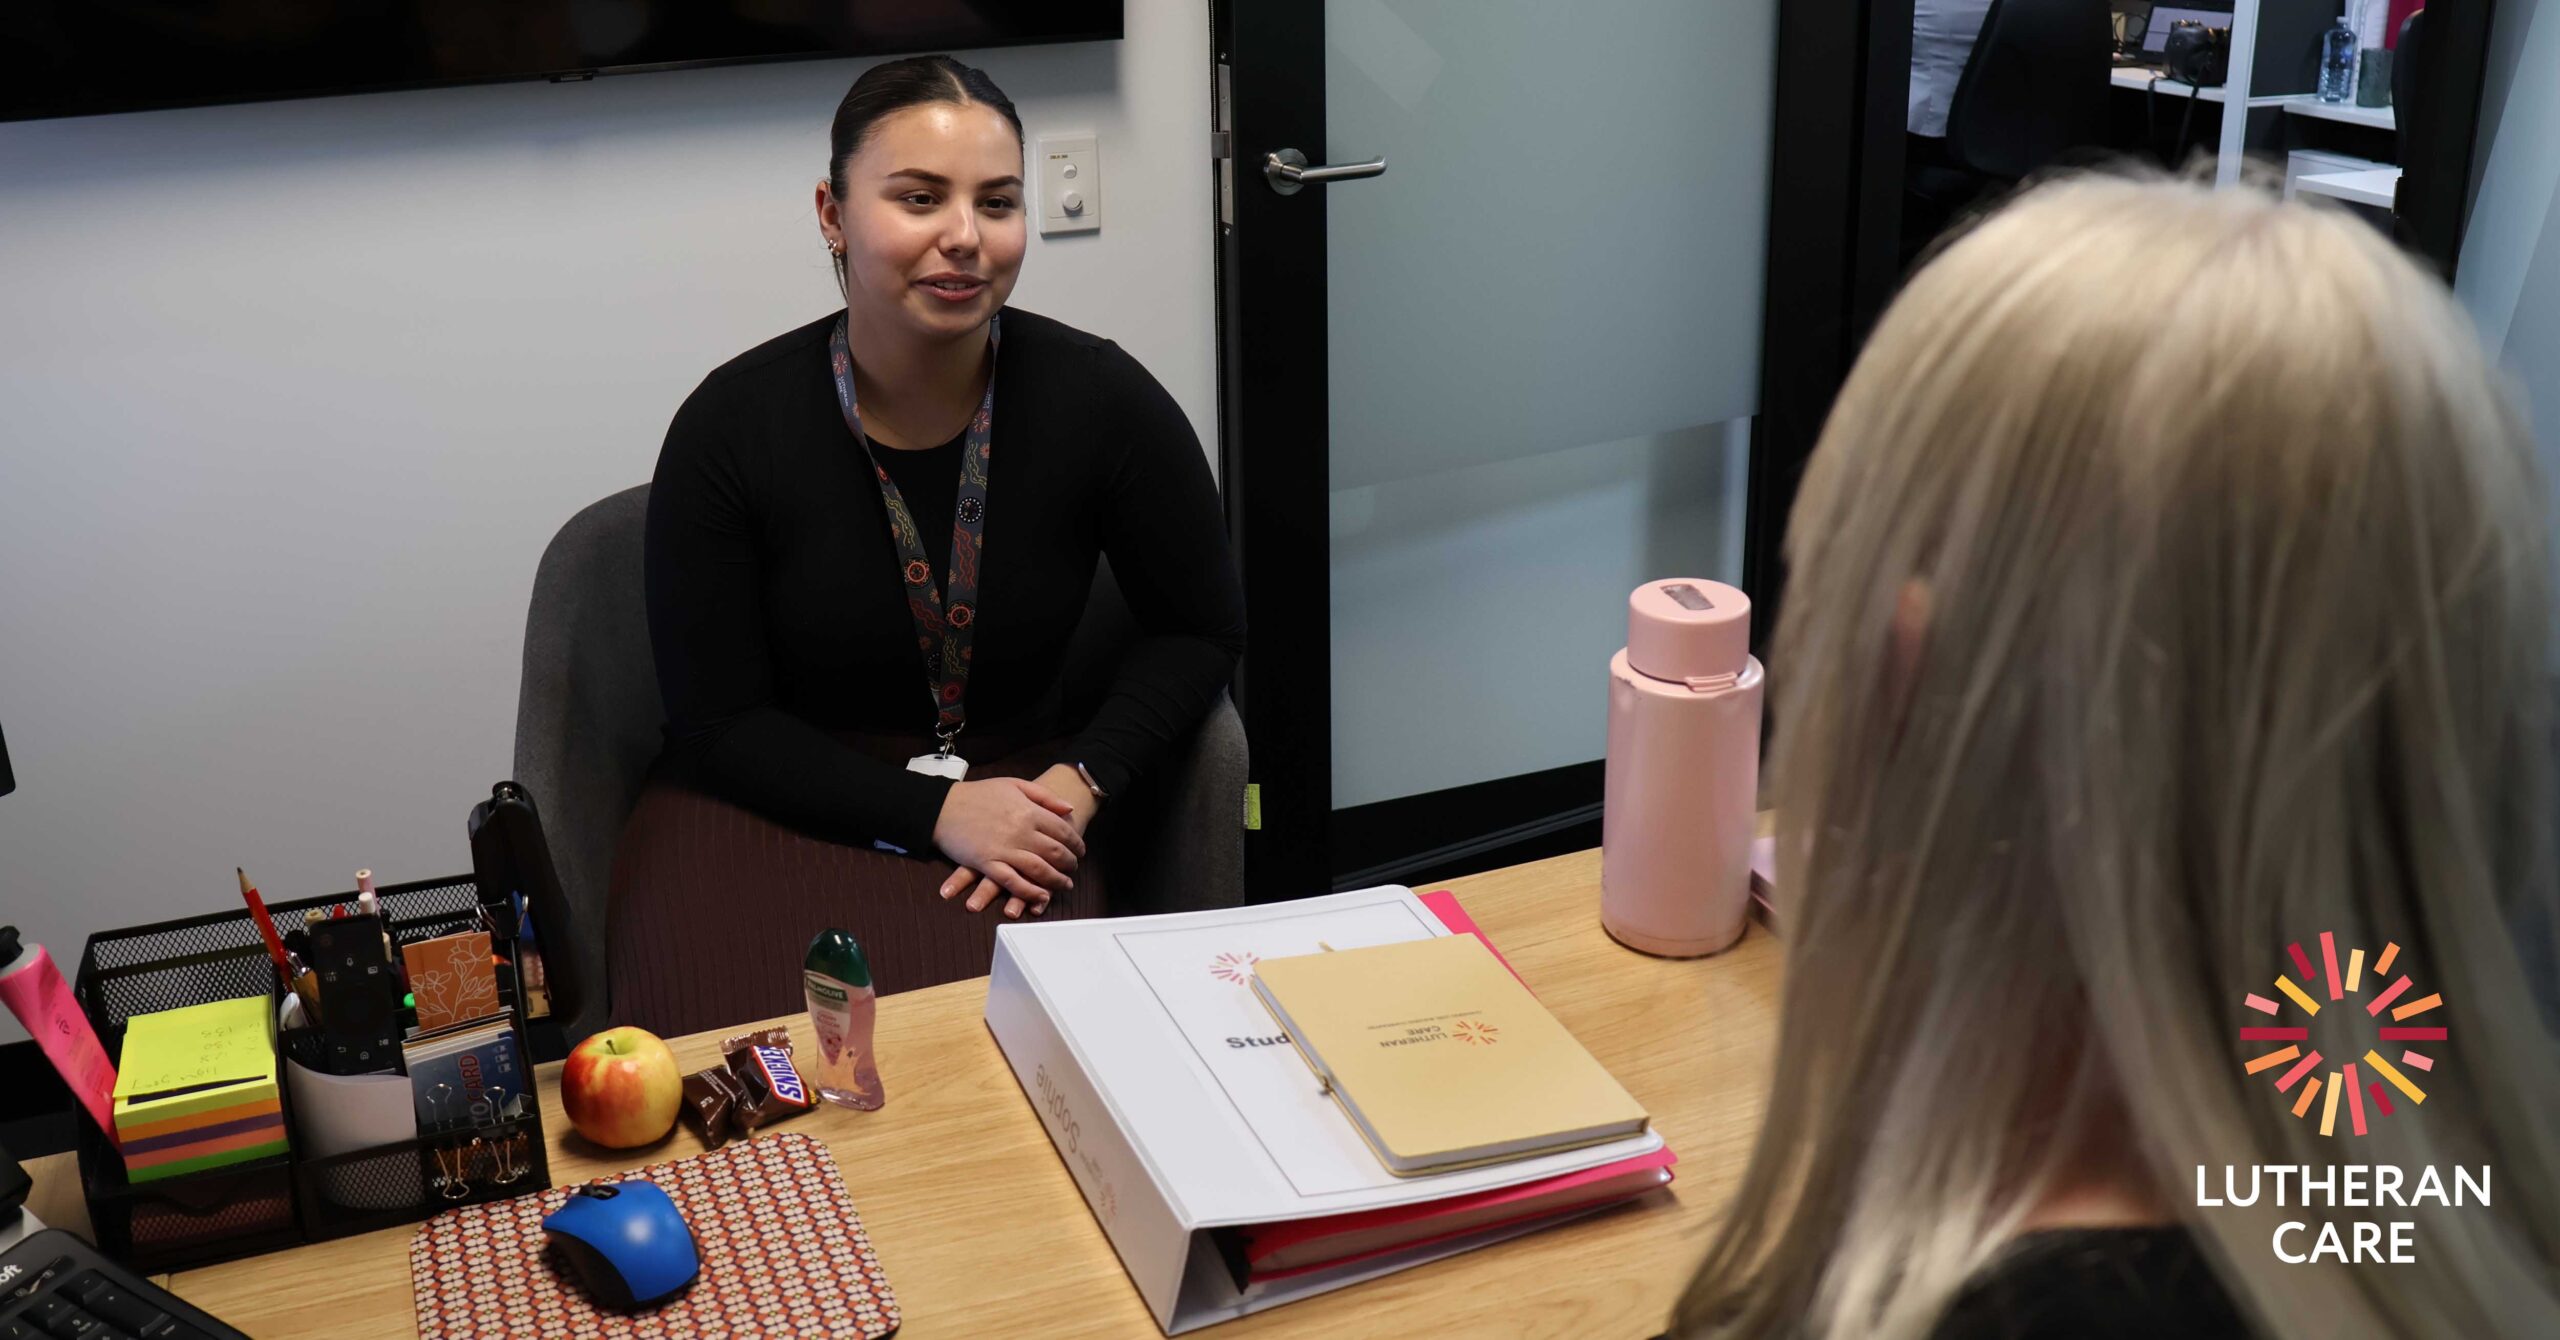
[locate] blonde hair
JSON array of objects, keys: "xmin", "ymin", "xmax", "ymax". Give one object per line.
[{"xmin": 1675, "ymin": 175, "xmax": 2560, "ymax": 1338}]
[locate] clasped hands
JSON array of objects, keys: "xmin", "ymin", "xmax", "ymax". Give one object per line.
[{"xmin": 931, "ymin": 765, "xmax": 1099, "ymax": 919}]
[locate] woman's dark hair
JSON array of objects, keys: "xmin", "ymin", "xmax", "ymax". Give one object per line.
[{"xmin": 827, "ymin": 55, "xmax": 1024, "ymax": 287}]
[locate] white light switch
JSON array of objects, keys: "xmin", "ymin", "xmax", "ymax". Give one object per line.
[{"xmin": 1037, "ymin": 135, "xmax": 1100, "ymax": 235}]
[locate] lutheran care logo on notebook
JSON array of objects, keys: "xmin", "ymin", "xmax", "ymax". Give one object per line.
[
  {"xmin": 1367, "ymin": 1016, "xmax": 1500, "ymax": 1049},
  {"xmin": 2194, "ymin": 932, "xmax": 2491, "ymax": 1266}
]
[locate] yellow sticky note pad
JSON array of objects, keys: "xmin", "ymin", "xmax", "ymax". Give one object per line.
[{"xmin": 112, "ymin": 994, "xmax": 277, "ymax": 1102}]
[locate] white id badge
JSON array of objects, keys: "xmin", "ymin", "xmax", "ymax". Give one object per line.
[{"xmin": 906, "ymin": 752, "xmax": 968, "ymax": 781}]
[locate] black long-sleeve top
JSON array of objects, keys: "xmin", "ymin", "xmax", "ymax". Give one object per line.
[
  {"xmin": 1653, "ymin": 1229, "xmax": 2251, "ymax": 1340},
  {"xmin": 644, "ymin": 308, "xmax": 1246, "ymax": 854},
  {"xmin": 1929, "ymin": 1228, "xmax": 2251, "ymax": 1339}
]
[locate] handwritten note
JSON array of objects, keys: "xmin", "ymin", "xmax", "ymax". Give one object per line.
[{"xmin": 112, "ymin": 994, "xmax": 277, "ymax": 1101}]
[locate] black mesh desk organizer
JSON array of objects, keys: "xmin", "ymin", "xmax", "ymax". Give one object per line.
[{"xmin": 71, "ymin": 873, "xmax": 552, "ymax": 1273}]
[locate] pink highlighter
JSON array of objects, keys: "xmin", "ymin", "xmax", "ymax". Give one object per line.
[
  {"xmin": 1600, "ymin": 579, "xmax": 1763, "ymax": 958},
  {"xmin": 0, "ymin": 925, "xmax": 120, "ymax": 1142}
]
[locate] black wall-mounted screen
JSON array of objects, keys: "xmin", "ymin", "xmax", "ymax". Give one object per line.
[{"xmin": 1, "ymin": 3, "xmax": 1124, "ymax": 123}]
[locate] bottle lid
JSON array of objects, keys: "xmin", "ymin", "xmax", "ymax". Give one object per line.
[
  {"xmin": 1626, "ymin": 579, "xmax": 1751, "ymax": 684},
  {"xmin": 0, "ymin": 925, "xmax": 20, "ymax": 972},
  {"xmin": 805, "ymin": 927, "xmax": 873, "ymax": 990}
]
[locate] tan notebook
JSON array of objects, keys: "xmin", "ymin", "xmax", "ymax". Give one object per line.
[{"xmin": 1249, "ymin": 934, "xmax": 1649, "ymax": 1176}]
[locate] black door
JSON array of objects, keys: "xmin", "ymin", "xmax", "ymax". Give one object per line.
[{"xmin": 1210, "ymin": 1, "xmax": 1905, "ymax": 900}]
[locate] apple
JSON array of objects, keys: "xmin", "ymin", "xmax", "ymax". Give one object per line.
[{"xmin": 561, "ymin": 1026, "xmax": 683, "ymax": 1149}]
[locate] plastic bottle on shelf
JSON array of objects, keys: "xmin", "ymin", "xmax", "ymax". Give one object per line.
[{"xmin": 2319, "ymin": 12, "xmax": 2358, "ymax": 103}]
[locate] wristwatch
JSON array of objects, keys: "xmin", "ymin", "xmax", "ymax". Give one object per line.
[{"xmin": 1073, "ymin": 762, "xmax": 1110, "ymax": 800}]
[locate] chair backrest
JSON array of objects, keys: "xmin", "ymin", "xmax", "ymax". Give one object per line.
[
  {"xmin": 512, "ymin": 484, "xmax": 658, "ymax": 1044},
  {"xmin": 513, "ymin": 483, "xmax": 1187, "ymax": 1039},
  {"xmin": 1944, "ymin": 0, "xmax": 2116, "ymax": 181},
  {"xmin": 2391, "ymin": 10, "xmax": 2425, "ymax": 166}
]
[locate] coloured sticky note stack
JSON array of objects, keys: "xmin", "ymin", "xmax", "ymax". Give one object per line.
[{"xmin": 112, "ymin": 995, "xmax": 287, "ymax": 1183}]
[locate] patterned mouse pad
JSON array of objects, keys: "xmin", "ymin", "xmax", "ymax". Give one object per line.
[{"xmin": 410, "ymin": 1131, "xmax": 900, "ymax": 1338}]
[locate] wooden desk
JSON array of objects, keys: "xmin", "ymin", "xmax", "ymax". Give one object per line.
[
  {"xmin": 2108, "ymin": 64, "xmax": 2234, "ymax": 104},
  {"xmin": 18, "ymin": 1151, "xmax": 96, "ymax": 1244},
  {"xmin": 2104, "ymin": 69, "xmax": 2400, "ymax": 130},
  {"xmin": 94, "ymin": 851, "xmax": 1783, "ymax": 1336}
]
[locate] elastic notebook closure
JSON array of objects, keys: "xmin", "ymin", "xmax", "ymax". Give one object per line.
[{"xmin": 1250, "ymin": 980, "xmax": 1340, "ymax": 1098}]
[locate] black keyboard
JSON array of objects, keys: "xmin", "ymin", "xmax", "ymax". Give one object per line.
[{"xmin": 0, "ymin": 1230, "xmax": 245, "ymax": 1340}]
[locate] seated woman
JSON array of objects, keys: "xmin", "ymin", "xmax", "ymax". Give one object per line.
[
  {"xmin": 1672, "ymin": 177, "xmax": 2560, "ymax": 1337},
  {"xmin": 611, "ymin": 56, "xmax": 1245, "ymax": 1037}
]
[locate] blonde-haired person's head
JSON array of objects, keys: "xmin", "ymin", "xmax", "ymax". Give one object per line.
[{"xmin": 1675, "ymin": 174, "xmax": 2560, "ymax": 1338}]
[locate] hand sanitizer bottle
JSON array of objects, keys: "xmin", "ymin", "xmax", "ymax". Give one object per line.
[{"xmin": 803, "ymin": 928, "xmax": 883, "ymax": 1110}]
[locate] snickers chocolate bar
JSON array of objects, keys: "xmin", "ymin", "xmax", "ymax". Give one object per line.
[{"xmin": 684, "ymin": 1028, "xmax": 825, "ymax": 1148}]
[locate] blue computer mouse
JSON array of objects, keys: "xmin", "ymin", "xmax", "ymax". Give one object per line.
[{"xmin": 541, "ymin": 1179, "xmax": 700, "ymax": 1310}]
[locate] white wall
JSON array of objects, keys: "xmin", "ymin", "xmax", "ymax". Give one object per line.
[
  {"xmin": 2457, "ymin": 0, "xmax": 2560, "ymax": 504},
  {"xmin": 0, "ymin": 3, "xmax": 1212, "ymax": 1041}
]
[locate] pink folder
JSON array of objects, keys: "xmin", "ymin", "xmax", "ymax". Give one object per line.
[{"xmin": 1417, "ymin": 889, "xmax": 1532, "ymax": 986}]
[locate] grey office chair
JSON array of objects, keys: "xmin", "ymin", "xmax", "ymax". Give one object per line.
[
  {"xmin": 512, "ymin": 483, "xmax": 1247, "ymax": 1044},
  {"xmin": 1942, "ymin": 0, "xmax": 2115, "ymax": 182},
  {"xmin": 1904, "ymin": 0, "xmax": 2115, "ymax": 268}
]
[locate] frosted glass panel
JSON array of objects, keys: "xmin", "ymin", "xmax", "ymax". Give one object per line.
[
  {"xmin": 1330, "ymin": 419, "xmax": 1752, "ymax": 808},
  {"xmin": 1324, "ymin": 0, "xmax": 1773, "ymax": 491},
  {"xmin": 1325, "ymin": 0, "xmax": 1775, "ymax": 806}
]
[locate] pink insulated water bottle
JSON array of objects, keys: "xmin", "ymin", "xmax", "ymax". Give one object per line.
[{"xmin": 1601, "ymin": 578, "xmax": 1762, "ymax": 957}]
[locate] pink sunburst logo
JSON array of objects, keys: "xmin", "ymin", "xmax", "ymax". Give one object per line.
[
  {"xmin": 2241, "ymin": 934, "xmax": 2444, "ymax": 1138},
  {"xmin": 1209, "ymin": 951, "xmax": 1259, "ymax": 986},
  {"xmin": 1452, "ymin": 1019, "xmax": 1500, "ymax": 1045}
]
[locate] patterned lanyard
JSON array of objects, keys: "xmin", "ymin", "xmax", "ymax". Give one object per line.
[{"xmin": 828, "ymin": 313, "xmax": 998, "ymax": 753}]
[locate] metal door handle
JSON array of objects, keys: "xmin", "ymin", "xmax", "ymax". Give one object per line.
[{"xmin": 1263, "ymin": 148, "xmax": 1387, "ymax": 196}]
